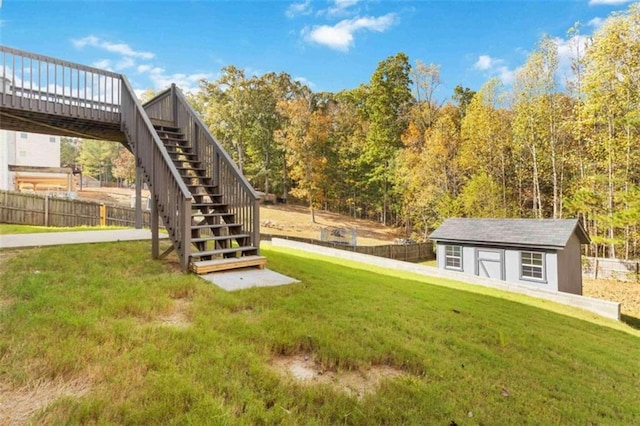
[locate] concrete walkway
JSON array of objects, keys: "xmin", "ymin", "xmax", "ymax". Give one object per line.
[{"xmin": 0, "ymin": 229, "xmax": 168, "ymax": 249}]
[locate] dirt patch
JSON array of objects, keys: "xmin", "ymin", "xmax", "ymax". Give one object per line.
[
  {"xmin": 0, "ymin": 250, "xmax": 20, "ymax": 270},
  {"xmin": 270, "ymin": 354, "xmax": 406, "ymax": 399},
  {"xmin": 260, "ymin": 204, "xmax": 401, "ymax": 246},
  {"xmin": 75, "ymin": 187, "xmax": 150, "ymax": 206},
  {"xmin": 583, "ymin": 278, "xmax": 640, "ymax": 319},
  {"xmin": 154, "ymin": 298, "xmax": 192, "ymax": 329},
  {"xmin": 0, "ymin": 377, "xmax": 91, "ymax": 424}
]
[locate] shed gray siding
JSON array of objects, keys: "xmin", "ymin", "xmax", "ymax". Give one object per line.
[
  {"xmin": 437, "ymin": 242, "xmax": 560, "ymax": 292},
  {"xmin": 556, "ymin": 233, "xmax": 583, "ymax": 295}
]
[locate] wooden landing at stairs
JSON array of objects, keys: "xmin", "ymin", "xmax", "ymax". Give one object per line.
[{"xmin": 190, "ymin": 255, "xmax": 267, "ymax": 274}]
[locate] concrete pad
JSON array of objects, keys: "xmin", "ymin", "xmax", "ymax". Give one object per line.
[
  {"xmin": 199, "ymin": 268, "xmax": 299, "ymax": 291},
  {"xmin": 0, "ymin": 229, "xmax": 168, "ymax": 249}
]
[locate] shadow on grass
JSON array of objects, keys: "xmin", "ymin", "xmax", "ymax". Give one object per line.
[{"xmin": 621, "ymin": 314, "xmax": 640, "ymax": 330}]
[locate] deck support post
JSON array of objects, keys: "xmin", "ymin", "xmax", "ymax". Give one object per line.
[
  {"xmin": 135, "ymin": 165, "xmax": 143, "ymax": 229},
  {"xmin": 151, "ymin": 196, "xmax": 159, "ymax": 259}
]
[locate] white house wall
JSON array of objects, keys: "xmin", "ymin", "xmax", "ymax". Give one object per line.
[
  {"xmin": 0, "ymin": 130, "xmax": 60, "ymax": 190},
  {"xmin": 13, "ymin": 131, "xmax": 60, "ymax": 167},
  {"xmin": 0, "ymin": 130, "xmax": 13, "ymax": 190}
]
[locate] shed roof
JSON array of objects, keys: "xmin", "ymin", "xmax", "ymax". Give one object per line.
[{"xmin": 429, "ymin": 218, "xmax": 590, "ymax": 249}]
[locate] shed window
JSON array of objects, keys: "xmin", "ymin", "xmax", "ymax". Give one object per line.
[
  {"xmin": 445, "ymin": 245, "xmax": 462, "ymax": 270},
  {"xmin": 521, "ymin": 251, "xmax": 544, "ymax": 281}
]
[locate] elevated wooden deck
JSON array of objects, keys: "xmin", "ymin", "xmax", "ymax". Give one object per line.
[{"xmin": 1, "ymin": 45, "xmax": 262, "ymax": 274}]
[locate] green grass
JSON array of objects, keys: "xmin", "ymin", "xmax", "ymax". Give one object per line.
[
  {"xmin": 1, "ymin": 241, "xmax": 639, "ymax": 424},
  {"xmin": 0, "ymin": 224, "xmax": 127, "ymax": 234}
]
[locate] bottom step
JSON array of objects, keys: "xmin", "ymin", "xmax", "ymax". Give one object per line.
[{"xmin": 190, "ymin": 255, "xmax": 267, "ymax": 274}]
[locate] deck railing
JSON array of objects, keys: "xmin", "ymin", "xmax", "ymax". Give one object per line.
[
  {"xmin": 144, "ymin": 85, "xmax": 260, "ymax": 250},
  {"xmin": 1, "ymin": 46, "xmax": 193, "ymax": 270},
  {"xmin": 0, "ymin": 45, "xmax": 121, "ymax": 122},
  {"xmin": 120, "ymin": 78, "xmax": 192, "ymax": 270}
]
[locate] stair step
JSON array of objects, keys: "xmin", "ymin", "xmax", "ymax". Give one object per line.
[
  {"xmin": 172, "ymin": 154, "xmax": 202, "ymax": 164},
  {"xmin": 176, "ymin": 166, "xmax": 207, "ymax": 172},
  {"xmin": 191, "ymin": 246, "xmax": 259, "ymax": 259},
  {"xmin": 190, "ymin": 255, "xmax": 267, "ymax": 274},
  {"xmin": 155, "ymin": 128, "xmax": 184, "ymax": 136},
  {"xmin": 193, "ymin": 213, "xmax": 234, "ymax": 220},
  {"xmin": 187, "ymin": 183, "xmax": 218, "ymax": 189},
  {"xmin": 192, "ymin": 202, "xmax": 225, "ymax": 208},
  {"xmin": 191, "ymin": 223, "xmax": 242, "ymax": 230},
  {"xmin": 192, "ymin": 234, "xmax": 251, "ymax": 243},
  {"xmin": 167, "ymin": 150, "xmax": 197, "ymax": 156},
  {"xmin": 164, "ymin": 142, "xmax": 190, "ymax": 149}
]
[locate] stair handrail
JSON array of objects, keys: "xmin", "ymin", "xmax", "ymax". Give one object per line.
[
  {"xmin": 119, "ymin": 76, "xmax": 192, "ymax": 270},
  {"xmin": 173, "ymin": 86, "xmax": 259, "ymax": 200},
  {"xmin": 143, "ymin": 85, "xmax": 260, "ymax": 250}
]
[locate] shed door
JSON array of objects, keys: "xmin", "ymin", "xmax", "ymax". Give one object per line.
[{"xmin": 476, "ymin": 249, "xmax": 504, "ymax": 280}]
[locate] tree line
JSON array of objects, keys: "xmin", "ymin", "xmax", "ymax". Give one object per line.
[{"xmin": 70, "ymin": 4, "xmax": 639, "ymax": 259}]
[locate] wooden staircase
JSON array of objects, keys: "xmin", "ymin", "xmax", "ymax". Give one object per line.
[{"xmin": 155, "ymin": 124, "xmax": 266, "ymax": 274}]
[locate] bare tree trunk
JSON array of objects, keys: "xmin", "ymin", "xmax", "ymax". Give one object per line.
[
  {"xmin": 607, "ymin": 116, "xmax": 615, "ymax": 259},
  {"xmin": 531, "ymin": 143, "xmax": 542, "ymax": 219}
]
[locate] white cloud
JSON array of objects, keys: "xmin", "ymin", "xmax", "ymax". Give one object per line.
[
  {"xmin": 137, "ymin": 64, "xmax": 152, "ymax": 73},
  {"xmin": 588, "ymin": 0, "xmax": 632, "ymax": 5},
  {"xmin": 72, "ymin": 35, "xmax": 155, "ymax": 59},
  {"xmin": 552, "ymin": 34, "xmax": 590, "ymax": 83},
  {"xmin": 302, "ymin": 13, "xmax": 397, "ymax": 51},
  {"xmin": 497, "ymin": 66, "xmax": 515, "ymax": 85},
  {"xmin": 327, "ymin": 0, "xmax": 361, "ymax": 17},
  {"xmin": 116, "ymin": 57, "xmax": 135, "ymax": 70},
  {"xmin": 587, "ymin": 17, "xmax": 605, "ymax": 28},
  {"xmin": 92, "ymin": 59, "xmax": 112, "ymax": 70},
  {"xmin": 144, "ymin": 66, "xmax": 213, "ymax": 93},
  {"xmin": 474, "ymin": 55, "xmax": 494, "ymax": 71},
  {"xmin": 473, "ymin": 55, "xmax": 515, "ymax": 85},
  {"xmin": 294, "ymin": 76, "xmax": 315, "ymax": 89},
  {"xmin": 286, "ymin": 1, "xmax": 312, "ymax": 18}
]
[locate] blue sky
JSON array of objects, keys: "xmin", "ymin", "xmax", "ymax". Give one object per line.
[{"xmin": 0, "ymin": 0, "xmax": 636, "ymax": 100}]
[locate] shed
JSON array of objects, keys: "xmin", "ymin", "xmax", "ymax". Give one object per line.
[{"xmin": 429, "ymin": 218, "xmax": 590, "ymax": 295}]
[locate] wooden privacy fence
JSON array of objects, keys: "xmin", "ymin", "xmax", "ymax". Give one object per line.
[
  {"xmin": 261, "ymin": 234, "xmax": 435, "ymax": 263},
  {"xmin": 0, "ymin": 190, "xmax": 151, "ymax": 228}
]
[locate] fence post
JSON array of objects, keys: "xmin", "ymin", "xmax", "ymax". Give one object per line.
[
  {"xmin": 44, "ymin": 194, "xmax": 49, "ymax": 226},
  {"xmin": 99, "ymin": 203, "xmax": 106, "ymax": 226}
]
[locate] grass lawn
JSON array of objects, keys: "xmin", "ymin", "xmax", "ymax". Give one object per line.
[
  {"xmin": 0, "ymin": 224, "xmax": 127, "ymax": 234},
  {"xmin": 1, "ymin": 241, "xmax": 639, "ymax": 424}
]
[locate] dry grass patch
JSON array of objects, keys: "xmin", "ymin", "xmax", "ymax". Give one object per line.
[
  {"xmin": 0, "ymin": 377, "xmax": 91, "ymax": 424},
  {"xmin": 583, "ymin": 277, "xmax": 640, "ymax": 319},
  {"xmin": 270, "ymin": 353, "xmax": 406, "ymax": 400},
  {"xmin": 153, "ymin": 298, "xmax": 192, "ymax": 329}
]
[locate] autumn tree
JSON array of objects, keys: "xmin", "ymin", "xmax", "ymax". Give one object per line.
[
  {"xmin": 275, "ymin": 93, "xmax": 333, "ymax": 222},
  {"xmin": 460, "ymin": 78, "xmax": 514, "ymax": 214},
  {"xmin": 112, "ymin": 145, "xmax": 136, "ymax": 185},
  {"xmin": 77, "ymin": 139, "xmax": 120, "ymax": 182},
  {"xmin": 363, "ymin": 53, "xmax": 413, "ymax": 224},
  {"xmin": 579, "ymin": 3, "xmax": 640, "ymax": 258}
]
